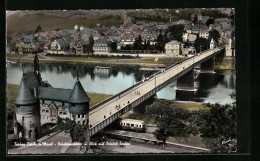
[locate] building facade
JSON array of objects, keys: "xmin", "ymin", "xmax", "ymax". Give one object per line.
[
  {"xmin": 165, "ymin": 40, "xmax": 182, "ymax": 57},
  {"xmin": 93, "ymin": 39, "xmax": 112, "ymax": 54}
]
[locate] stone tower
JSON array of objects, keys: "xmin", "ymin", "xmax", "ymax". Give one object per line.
[
  {"xmin": 68, "ymin": 78, "xmax": 90, "ymax": 124},
  {"xmin": 14, "ymin": 75, "xmax": 41, "ymax": 142},
  {"xmin": 68, "ymin": 78, "xmax": 91, "ymax": 147}
]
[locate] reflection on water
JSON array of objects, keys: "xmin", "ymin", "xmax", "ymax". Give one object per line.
[
  {"xmin": 7, "ymin": 63, "xmax": 236, "ymax": 104},
  {"xmin": 158, "ymin": 71, "xmax": 236, "ymax": 104}
]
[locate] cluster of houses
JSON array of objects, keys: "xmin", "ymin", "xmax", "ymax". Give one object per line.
[{"xmin": 6, "ymin": 9, "xmax": 235, "ymax": 57}]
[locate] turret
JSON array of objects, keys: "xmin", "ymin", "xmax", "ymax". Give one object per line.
[
  {"xmin": 68, "ymin": 78, "xmax": 90, "ymax": 125},
  {"xmin": 14, "ymin": 76, "xmax": 41, "ymax": 141}
]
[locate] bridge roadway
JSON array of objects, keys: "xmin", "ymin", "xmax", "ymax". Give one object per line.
[{"xmin": 88, "ymin": 47, "xmax": 224, "ymax": 136}]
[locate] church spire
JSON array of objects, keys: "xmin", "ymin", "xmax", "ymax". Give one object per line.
[{"xmin": 34, "ymin": 53, "xmax": 39, "ymax": 73}]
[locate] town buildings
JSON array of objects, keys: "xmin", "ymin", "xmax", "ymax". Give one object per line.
[{"xmin": 7, "ymin": 9, "xmax": 235, "ymax": 57}]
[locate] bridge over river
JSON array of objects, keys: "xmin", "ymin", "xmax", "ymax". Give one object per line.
[{"xmin": 88, "ymin": 47, "xmax": 224, "ymax": 136}]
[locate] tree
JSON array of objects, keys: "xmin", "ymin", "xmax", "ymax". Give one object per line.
[
  {"xmin": 145, "ymin": 101, "xmax": 189, "ymax": 148},
  {"xmin": 133, "ymin": 35, "xmax": 143, "ymax": 50},
  {"xmin": 57, "ymin": 117, "xmax": 88, "ymax": 149},
  {"xmin": 206, "ymin": 18, "xmax": 214, "ymax": 27},
  {"xmin": 109, "ymin": 42, "xmax": 117, "ymax": 52},
  {"xmin": 156, "ymin": 34, "xmax": 166, "ymax": 51},
  {"xmin": 168, "ymin": 24, "xmax": 186, "ymax": 42},
  {"xmin": 191, "ymin": 103, "xmax": 237, "ymax": 152},
  {"xmin": 192, "ymin": 14, "xmax": 198, "ymax": 24},
  {"xmin": 34, "ymin": 25, "xmax": 42, "ymax": 33},
  {"xmin": 122, "ymin": 44, "xmax": 132, "ymax": 50},
  {"xmin": 208, "ymin": 29, "xmax": 220, "ymax": 44},
  {"xmin": 194, "ymin": 37, "xmax": 209, "ymax": 53},
  {"xmin": 70, "ymin": 124, "xmax": 88, "ymax": 147},
  {"xmin": 86, "ymin": 35, "xmax": 94, "ymax": 54}
]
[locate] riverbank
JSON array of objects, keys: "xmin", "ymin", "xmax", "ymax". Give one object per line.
[
  {"xmin": 215, "ymin": 57, "xmax": 235, "ymax": 70},
  {"xmin": 6, "ymin": 54, "xmax": 183, "ymax": 67}
]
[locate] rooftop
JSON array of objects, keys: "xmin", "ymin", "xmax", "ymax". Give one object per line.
[
  {"xmin": 38, "ymin": 87, "xmax": 72, "ymax": 102},
  {"xmin": 68, "ymin": 80, "xmax": 90, "ymax": 104}
]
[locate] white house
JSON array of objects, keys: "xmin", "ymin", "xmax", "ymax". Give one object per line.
[
  {"xmin": 93, "ymin": 39, "xmax": 112, "ymax": 54},
  {"xmin": 165, "ymin": 40, "xmax": 181, "ymax": 57},
  {"xmin": 225, "ymin": 38, "xmax": 235, "ymax": 57}
]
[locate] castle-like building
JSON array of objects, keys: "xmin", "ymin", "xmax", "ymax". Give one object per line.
[{"xmin": 13, "ymin": 54, "xmax": 90, "ymax": 141}]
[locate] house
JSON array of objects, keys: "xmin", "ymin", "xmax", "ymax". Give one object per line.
[
  {"xmin": 186, "ymin": 34, "xmax": 197, "ymax": 43},
  {"xmin": 120, "ymin": 31, "xmax": 140, "ymax": 45},
  {"xmin": 225, "ymin": 31, "xmax": 235, "ymax": 57},
  {"xmin": 199, "ymin": 27, "xmax": 209, "ymax": 39},
  {"xmin": 16, "ymin": 34, "xmax": 40, "ymax": 54},
  {"xmin": 93, "ymin": 39, "xmax": 112, "ymax": 54},
  {"xmin": 191, "ymin": 24, "xmax": 200, "ymax": 34},
  {"xmin": 165, "ymin": 40, "xmax": 182, "ymax": 57},
  {"xmin": 50, "ymin": 36, "xmax": 73, "ymax": 51},
  {"xmin": 181, "ymin": 45, "xmax": 196, "ymax": 55},
  {"xmin": 70, "ymin": 36, "xmax": 89, "ymax": 54}
]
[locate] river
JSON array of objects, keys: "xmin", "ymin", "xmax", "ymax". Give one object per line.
[{"xmin": 6, "ymin": 62, "xmax": 236, "ymax": 104}]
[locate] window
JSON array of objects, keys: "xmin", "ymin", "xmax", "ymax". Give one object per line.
[
  {"xmin": 59, "ymin": 112, "xmax": 62, "ymax": 115},
  {"xmin": 78, "ymin": 121, "xmax": 80, "ymax": 124},
  {"xmin": 82, "ymin": 114, "xmax": 85, "ymax": 118},
  {"xmin": 83, "ymin": 121, "xmax": 85, "ymax": 125},
  {"xmin": 29, "ymin": 130, "xmax": 32, "ymax": 138},
  {"xmin": 46, "ymin": 110, "xmax": 49, "ymax": 113},
  {"xmin": 63, "ymin": 112, "xmax": 67, "ymax": 115},
  {"xmin": 78, "ymin": 114, "xmax": 80, "ymax": 118},
  {"xmin": 42, "ymin": 109, "xmax": 45, "ymax": 112},
  {"xmin": 22, "ymin": 116, "xmax": 24, "ymax": 121},
  {"xmin": 131, "ymin": 124, "xmax": 134, "ymax": 127}
]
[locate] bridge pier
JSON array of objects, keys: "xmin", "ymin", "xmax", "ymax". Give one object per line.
[
  {"xmin": 200, "ymin": 57, "xmax": 215, "ymax": 73},
  {"xmin": 176, "ymin": 69, "xmax": 196, "ymax": 91}
]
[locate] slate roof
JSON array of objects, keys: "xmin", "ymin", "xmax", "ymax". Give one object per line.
[
  {"xmin": 93, "ymin": 39, "xmax": 111, "ymax": 47},
  {"xmin": 37, "ymin": 87, "xmax": 72, "ymax": 102},
  {"xmin": 68, "ymin": 80, "xmax": 90, "ymax": 104},
  {"xmin": 62, "ymin": 29, "xmax": 76, "ymax": 35},
  {"xmin": 202, "ymin": 16, "xmax": 210, "ymax": 22},
  {"xmin": 15, "ymin": 76, "xmax": 38, "ymax": 105},
  {"xmin": 79, "ymin": 29, "xmax": 92, "ymax": 36},
  {"xmin": 21, "ymin": 34, "xmax": 35, "ymax": 43},
  {"xmin": 167, "ymin": 40, "xmax": 181, "ymax": 45},
  {"xmin": 55, "ymin": 36, "xmax": 74, "ymax": 47},
  {"xmin": 191, "ymin": 25, "xmax": 200, "ymax": 31},
  {"xmin": 23, "ymin": 72, "xmax": 41, "ymax": 91}
]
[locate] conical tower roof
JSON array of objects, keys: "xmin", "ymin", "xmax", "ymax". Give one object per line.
[
  {"xmin": 68, "ymin": 80, "xmax": 90, "ymax": 104},
  {"xmin": 15, "ymin": 76, "xmax": 38, "ymax": 105}
]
